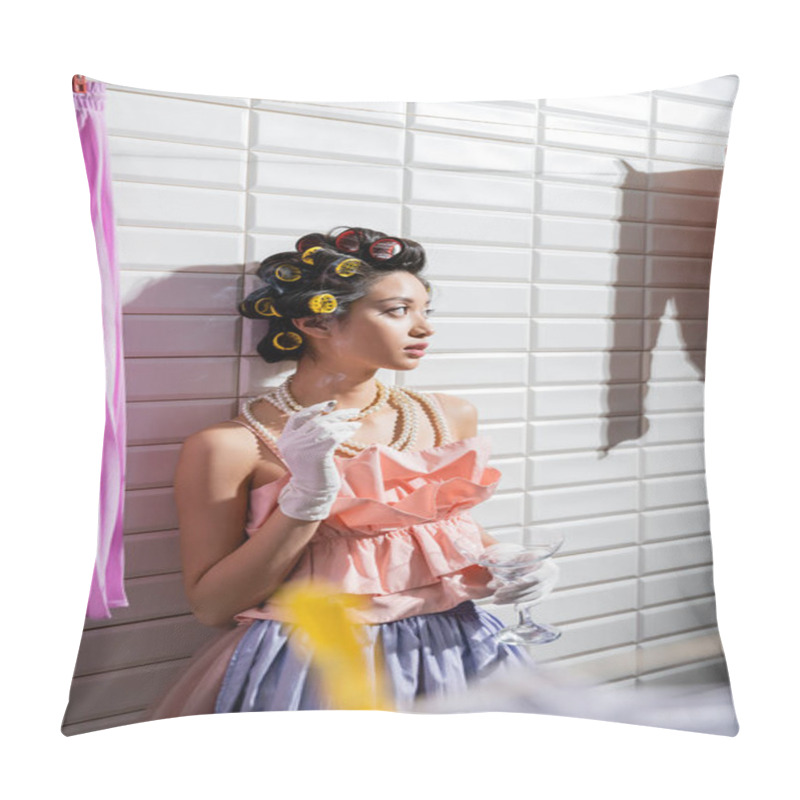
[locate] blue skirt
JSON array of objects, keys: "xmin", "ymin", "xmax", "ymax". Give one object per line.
[{"xmin": 215, "ymin": 600, "xmax": 532, "ymax": 713}]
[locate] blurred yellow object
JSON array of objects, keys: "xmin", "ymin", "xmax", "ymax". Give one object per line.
[{"xmin": 275, "ymin": 580, "xmax": 394, "ymax": 711}]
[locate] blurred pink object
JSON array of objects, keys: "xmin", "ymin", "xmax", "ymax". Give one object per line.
[{"xmin": 73, "ymin": 77, "xmax": 128, "ymax": 618}]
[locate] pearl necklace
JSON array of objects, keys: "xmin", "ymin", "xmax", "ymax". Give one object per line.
[
  {"xmin": 279, "ymin": 373, "xmax": 389, "ymax": 420},
  {"xmin": 273, "ymin": 376, "xmax": 417, "ymax": 455},
  {"xmin": 241, "ymin": 376, "xmax": 451, "ymax": 458}
]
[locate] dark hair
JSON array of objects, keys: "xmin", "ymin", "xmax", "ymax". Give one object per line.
[{"xmin": 238, "ymin": 226, "xmax": 430, "ymax": 363}]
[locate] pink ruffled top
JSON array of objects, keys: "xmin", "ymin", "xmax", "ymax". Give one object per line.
[{"xmin": 234, "ymin": 434, "xmax": 502, "ymax": 626}]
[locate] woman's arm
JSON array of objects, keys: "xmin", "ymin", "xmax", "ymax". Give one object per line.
[
  {"xmin": 176, "ymin": 424, "xmax": 322, "ymax": 628},
  {"xmin": 434, "ymin": 392, "xmax": 499, "ymax": 548}
]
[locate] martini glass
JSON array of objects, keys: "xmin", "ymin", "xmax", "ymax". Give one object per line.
[{"xmin": 457, "ymin": 530, "xmax": 564, "ymax": 645}]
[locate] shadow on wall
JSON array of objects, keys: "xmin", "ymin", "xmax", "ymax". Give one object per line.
[
  {"xmin": 600, "ymin": 163, "xmax": 721, "ymax": 456},
  {"xmin": 63, "ymin": 263, "xmax": 251, "ymax": 735}
]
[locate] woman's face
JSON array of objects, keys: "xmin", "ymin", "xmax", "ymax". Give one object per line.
[{"xmin": 323, "ymin": 270, "xmax": 435, "ymax": 371}]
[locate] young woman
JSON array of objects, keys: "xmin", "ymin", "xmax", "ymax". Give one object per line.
[{"xmin": 148, "ymin": 226, "xmax": 556, "ymax": 717}]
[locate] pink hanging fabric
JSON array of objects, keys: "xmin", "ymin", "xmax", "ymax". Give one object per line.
[{"xmin": 73, "ymin": 77, "xmax": 128, "ymax": 618}]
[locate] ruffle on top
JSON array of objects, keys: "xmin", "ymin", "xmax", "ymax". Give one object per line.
[{"xmin": 235, "ymin": 435, "xmax": 502, "ymax": 625}]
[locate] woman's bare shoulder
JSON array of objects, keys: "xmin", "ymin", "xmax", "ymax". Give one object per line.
[
  {"xmin": 177, "ymin": 421, "xmax": 259, "ymax": 479},
  {"xmin": 430, "ymin": 392, "xmax": 479, "ymax": 440},
  {"xmin": 182, "ymin": 419, "xmax": 253, "ymax": 450},
  {"xmin": 180, "ymin": 400, "xmax": 290, "ymax": 480}
]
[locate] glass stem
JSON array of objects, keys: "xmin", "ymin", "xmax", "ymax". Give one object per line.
[{"xmin": 515, "ymin": 604, "xmax": 536, "ymax": 628}]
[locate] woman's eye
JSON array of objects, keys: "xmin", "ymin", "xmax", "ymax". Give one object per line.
[{"xmin": 385, "ymin": 306, "xmax": 435, "ymax": 317}]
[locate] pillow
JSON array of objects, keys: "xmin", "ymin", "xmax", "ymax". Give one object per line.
[{"xmin": 62, "ymin": 73, "xmax": 739, "ymax": 736}]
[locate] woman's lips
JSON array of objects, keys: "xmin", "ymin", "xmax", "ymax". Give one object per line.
[{"xmin": 404, "ymin": 344, "xmax": 428, "ymax": 357}]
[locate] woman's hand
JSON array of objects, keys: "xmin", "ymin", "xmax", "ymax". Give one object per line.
[
  {"xmin": 488, "ymin": 559, "xmax": 560, "ymax": 606},
  {"xmin": 481, "ymin": 543, "xmax": 560, "ymax": 606},
  {"xmin": 276, "ymin": 400, "xmax": 362, "ymax": 521}
]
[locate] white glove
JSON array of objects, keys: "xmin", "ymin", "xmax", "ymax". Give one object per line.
[
  {"xmin": 483, "ymin": 543, "xmax": 560, "ymax": 607},
  {"xmin": 276, "ymin": 400, "xmax": 362, "ymax": 521}
]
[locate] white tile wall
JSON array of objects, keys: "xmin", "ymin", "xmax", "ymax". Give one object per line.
[
  {"xmin": 541, "ymin": 149, "xmax": 649, "ymax": 188},
  {"xmin": 531, "ymin": 351, "xmax": 642, "ymax": 384},
  {"xmin": 638, "ymin": 657, "xmax": 730, "ymax": 688},
  {"xmin": 410, "ymin": 131, "xmax": 535, "ymax": 174},
  {"xmin": 642, "ymin": 442, "xmax": 706, "ymax": 475},
  {"xmin": 84, "ymin": 573, "xmax": 191, "ymax": 629},
  {"xmin": 659, "ymin": 75, "xmax": 739, "ymax": 104},
  {"xmin": 250, "ymin": 192, "xmax": 402, "ymax": 235},
  {"xmin": 538, "ymin": 182, "xmax": 648, "ymax": 220},
  {"xmin": 642, "ymin": 474, "xmax": 709, "ymax": 509},
  {"xmin": 647, "ymin": 191, "xmax": 719, "ymax": 226},
  {"xmin": 117, "ymin": 227, "xmax": 244, "ymax": 273},
  {"xmin": 543, "ymin": 92, "xmax": 651, "ymax": 123},
  {"xmin": 409, "ymin": 205, "xmax": 533, "ymax": 246},
  {"xmin": 252, "ymin": 109, "xmax": 405, "ymax": 162},
  {"xmin": 542, "ymin": 114, "xmax": 650, "ymax": 157},
  {"xmin": 647, "ymin": 164, "xmax": 723, "ymax": 195},
  {"xmin": 640, "ymin": 410, "xmax": 705, "ymax": 444},
  {"xmin": 544, "ymin": 513, "xmax": 638, "ymax": 554},
  {"xmin": 121, "ymin": 270, "xmax": 242, "ymax": 314},
  {"xmin": 537, "ymin": 251, "xmax": 645, "ymax": 285},
  {"xmin": 123, "ymin": 314, "xmax": 241, "ymax": 357},
  {"xmin": 482, "ymin": 423, "xmax": 528, "ymax": 457},
  {"xmin": 533, "ymin": 319, "xmax": 643, "ymax": 350},
  {"xmin": 109, "ymin": 136, "xmax": 248, "ymax": 190},
  {"xmin": 124, "ymin": 357, "xmax": 238, "ymax": 401},
  {"xmin": 112, "ymin": 182, "xmax": 246, "ymax": 231},
  {"xmin": 126, "ymin": 399, "xmax": 238, "ymax": 445},
  {"xmin": 104, "ymin": 91, "xmax": 249, "ymax": 147},
  {"xmin": 530, "ymin": 481, "xmax": 640, "ymax": 522},
  {"xmin": 556, "ymin": 546, "xmax": 639, "ymax": 588},
  {"xmin": 456, "ymin": 387, "xmax": 527, "ymax": 421},
  {"xmin": 487, "ymin": 458, "xmax": 526, "ymax": 492},
  {"xmin": 641, "ymin": 565, "xmax": 715, "ymax": 607},
  {"xmin": 74, "ymin": 617, "xmax": 216, "ymax": 674},
  {"xmin": 536, "ymin": 215, "xmax": 645, "ymax": 252},
  {"xmin": 411, "ymin": 353, "xmax": 528, "ymax": 388},
  {"xmin": 648, "ymin": 256, "xmax": 711, "ymax": 288},
  {"xmin": 641, "ymin": 504, "xmax": 710, "ymax": 542},
  {"xmin": 252, "ymin": 100, "xmax": 406, "ymax": 128},
  {"xmin": 123, "ymin": 487, "xmax": 178, "ymax": 534},
  {"xmin": 252, "ymin": 152, "xmax": 403, "ymax": 202},
  {"xmin": 637, "ymin": 627, "xmax": 724, "ymax": 674},
  {"xmin": 534, "ymin": 612, "xmax": 639, "ymax": 661},
  {"xmin": 654, "ymin": 97, "xmax": 733, "ymax": 134},
  {"xmin": 530, "ymin": 448, "xmax": 640, "ymax": 487},
  {"xmin": 531, "ymin": 383, "xmax": 642, "ymax": 418},
  {"xmin": 472, "ymin": 491, "xmax": 526, "ymax": 530},
  {"xmin": 409, "ymin": 102, "xmax": 536, "ymax": 141},
  {"xmin": 424, "ymin": 244, "xmax": 531, "ymax": 281},
  {"xmin": 124, "ymin": 530, "xmax": 182, "ymax": 577},
  {"xmin": 652, "ymin": 130, "xmax": 728, "ymax": 167},
  {"xmin": 644, "ymin": 320, "xmax": 709, "ymax": 351},
  {"xmin": 429, "ymin": 319, "xmax": 529, "ymax": 352},
  {"xmin": 540, "ymin": 579, "xmax": 639, "ymax": 624},
  {"xmin": 640, "ymin": 596, "xmax": 718, "ymax": 639},
  {"xmin": 64, "ymin": 658, "xmax": 201, "ymax": 733},
  {"xmin": 642, "ymin": 535, "xmax": 713, "ymax": 573},
  {"xmin": 409, "ymin": 170, "xmax": 533, "ymax": 212},
  {"xmin": 65, "ymin": 77, "xmax": 737, "ymax": 732},
  {"xmin": 125, "ymin": 444, "xmax": 181, "ymax": 489}
]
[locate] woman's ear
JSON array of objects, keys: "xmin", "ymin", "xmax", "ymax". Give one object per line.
[{"xmin": 292, "ymin": 315, "xmax": 336, "ymax": 340}]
